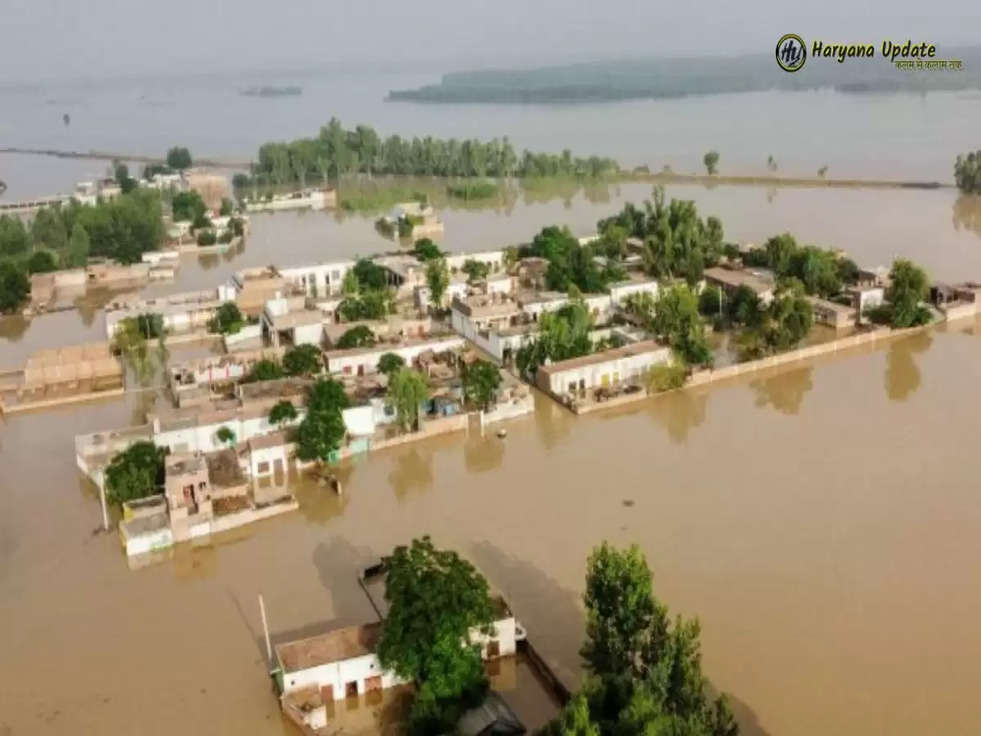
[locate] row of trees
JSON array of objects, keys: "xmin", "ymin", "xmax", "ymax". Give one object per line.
[
  {"xmin": 744, "ymin": 233, "xmax": 858, "ymax": 298},
  {"xmin": 241, "ymin": 344, "xmax": 324, "ymax": 383},
  {"xmin": 250, "ymin": 118, "xmax": 620, "ymax": 186}
]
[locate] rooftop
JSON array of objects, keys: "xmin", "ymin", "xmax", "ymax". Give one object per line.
[
  {"xmin": 538, "ymin": 340, "xmax": 669, "ymax": 376},
  {"xmin": 165, "ymin": 452, "xmax": 208, "ymax": 477},
  {"xmin": 276, "ymin": 622, "xmax": 382, "ymax": 672},
  {"xmin": 703, "ymin": 266, "xmax": 774, "ymax": 295},
  {"xmin": 452, "ymin": 295, "xmax": 520, "ymax": 318}
]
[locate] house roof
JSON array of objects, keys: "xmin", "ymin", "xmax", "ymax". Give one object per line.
[
  {"xmin": 703, "ymin": 267, "xmax": 774, "ymax": 295},
  {"xmin": 537, "ymin": 340, "xmax": 669, "ymax": 377},
  {"xmin": 275, "ymin": 622, "xmax": 382, "ymax": 672}
]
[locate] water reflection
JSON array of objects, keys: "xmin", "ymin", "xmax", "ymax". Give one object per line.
[
  {"xmin": 751, "ymin": 366, "xmax": 814, "ymax": 415},
  {"xmin": 293, "ymin": 470, "xmax": 351, "ymax": 524},
  {"xmin": 884, "ymin": 333, "xmax": 932, "ymax": 401},
  {"xmin": 387, "ymin": 447, "xmax": 434, "ymax": 498},
  {"xmin": 0, "ymin": 315, "xmax": 29, "ymax": 341},
  {"xmin": 647, "ymin": 388, "xmax": 709, "ymax": 444},
  {"xmin": 533, "ymin": 392, "xmax": 573, "ymax": 450},
  {"xmin": 952, "ymin": 194, "xmax": 981, "ymax": 239},
  {"xmin": 462, "ymin": 434, "xmax": 505, "ymax": 474}
]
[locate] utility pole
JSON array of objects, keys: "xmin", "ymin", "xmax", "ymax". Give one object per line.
[
  {"xmin": 99, "ymin": 480, "xmax": 109, "ymax": 532},
  {"xmin": 259, "ymin": 594, "xmax": 272, "ymax": 664}
]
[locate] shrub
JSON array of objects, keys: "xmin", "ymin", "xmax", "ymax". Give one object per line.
[{"xmin": 197, "ymin": 229, "xmax": 217, "ymax": 246}]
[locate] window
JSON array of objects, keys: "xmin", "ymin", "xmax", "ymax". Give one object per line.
[{"xmin": 256, "ymin": 461, "xmax": 270, "ymax": 474}]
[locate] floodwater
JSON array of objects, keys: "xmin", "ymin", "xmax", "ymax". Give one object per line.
[
  {"xmin": 2, "ymin": 317, "xmax": 981, "ymax": 735},
  {"xmin": 2, "ymin": 70, "xmax": 981, "ymax": 198},
  {"xmin": 3, "ymin": 68, "xmax": 981, "ymax": 735}
]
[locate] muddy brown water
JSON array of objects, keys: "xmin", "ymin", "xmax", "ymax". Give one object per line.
[{"xmin": 2, "ymin": 185, "xmax": 981, "ymax": 735}]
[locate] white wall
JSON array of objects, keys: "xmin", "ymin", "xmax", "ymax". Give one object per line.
[
  {"xmin": 609, "ymin": 280, "xmax": 659, "ymax": 306},
  {"xmin": 279, "ymin": 261, "xmax": 355, "ymax": 297},
  {"xmin": 326, "ymin": 336, "xmax": 465, "ymax": 376},
  {"xmin": 281, "ymin": 652, "xmax": 406, "ymax": 699},
  {"xmin": 542, "ymin": 348, "xmax": 670, "ymax": 395}
]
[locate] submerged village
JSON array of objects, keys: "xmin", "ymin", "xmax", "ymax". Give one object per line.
[{"xmin": 3, "ymin": 142, "xmax": 981, "ymax": 736}]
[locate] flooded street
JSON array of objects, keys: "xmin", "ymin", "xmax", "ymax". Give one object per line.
[{"xmin": 2, "ymin": 185, "xmax": 981, "ymax": 735}]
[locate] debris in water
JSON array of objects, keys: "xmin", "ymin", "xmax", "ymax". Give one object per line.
[
  {"xmin": 622, "ymin": 499, "xmax": 634, "ymax": 507},
  {"xmin": 497, "ymin": 428, "xmax": 507, "ymax": 438}
]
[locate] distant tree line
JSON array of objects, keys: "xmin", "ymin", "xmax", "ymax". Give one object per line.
[{"xmin": 245, "ymin": 117, "xmax": 620, "ymax": 187}]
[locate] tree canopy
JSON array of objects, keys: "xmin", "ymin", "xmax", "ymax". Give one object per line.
[
  {"xmin": 251, "ymin": 117, "xmax": 618, "ymax": 185},
  {"xmin": 736, "ymin": 281, "xmax": 813, "ymax": 360},
  {"xmin": 542, "ymin": 542, "xmax": 738, "ymax": 736},
  {"xmin": 166, "ymin": 146, "xmax": 193, "ymax": 170},
  {"xmin": 104, "ymin": 441, "xmax": 165, "ymax": 504},
  {"xmin": 0, "ymin": 261, "xmax": 29, "ymax": 313},
  {"xmin": 516, "ymin": 300, "xmax": 594, "ymax": 380},
  {"xmin": 650, "ymin": 285, "xmax": 713, "ymax": 367},
  {"xmin": 388, "ymin": 367, "xmax": 430, "ymax": 431},
  {"xmin": 209, "ymin": 302, "xmax": 244, "ymax": 335},
  {"xmin": 425, "ymin": 257, "xmax": 450, "ymax": 308},
  {"xmin": 412, "ymin": 238, "xmax": 443, "ymax": 261},
  {"xmin": 462, "ymin": 359, "xmax": 501, "ymax": 410},
  {"xmin": 885, "ymin": 259, "xmax": 931, "ymax": 328},
  {"xmin": 282, "ymin": 344, "xmax": 322, "ymax": 376},
  {"xmin": 269, "ymin": 400, "xmax": 298, "ymax": 428},
  {"xmin": 172, "ymin": 190, "xmax": 207, "ymax": 223},
  {"xmin": 377, "ymin": 536, "xmax": 495, "ymax": 733},
  {"xmin": 377, "ymin": 352, "xmax": 406, "ymax": 377},
  {"xmin": 336, "ymin": 325, "xmax": 376, "ymax": 349},
  {"xmin": 461, "ymin": 259, "xmax": 491, "ymax": 283},
  {"xmin": 244, "ymin": 358, "xmax": 284, "ymax": 383},
  {"xmin": 954, "ymin": 150, "xmax": 981, "ymax": 194},
  {"xmin": 295, "ymin": 378, "xmax": 350, "ymax": 462},
  {"xmin": 598, "ymin": 190, "xmax": 723, "ymax": 286},
  {"xmin": 522, "ymin": 226, "xmax": 620, "ymax": 293},
  {"xmin": 703, "ymin": 151, "xmax": 720, "ymax": 175}
]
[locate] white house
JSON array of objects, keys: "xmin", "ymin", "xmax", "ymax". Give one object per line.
[
  {"xmin": 444, "ymin": 250, "xmax": 505, "ymax": 274},
  {"xmin": 325, "ymin": 334, "xmax": 466, "ymax": 376},
  {"xmin": 536, "ymin": 340, "xmax": 672, "ymax": 397},
  {"xmin": 261, "ymin": 297, "xmax": 325, "ymax": 347},
  {"xmin": 279, "ymin": 261, "xmax": 355, "ymax": 299},
  {"xmin": 104, "ymin": 289, "xmax": 223, "ymax": 339},
  {"xmin": 608, "ymin": 278, "xmax": 659, "ymax": 307},
  {"xmin": 275, "ymin": 602, "xmax": 520, "ymax": 706}
]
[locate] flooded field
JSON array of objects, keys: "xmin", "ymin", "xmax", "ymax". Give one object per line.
[{"xmin": 2, "ymin": 184, "xmax": 981, "ymax": 735}]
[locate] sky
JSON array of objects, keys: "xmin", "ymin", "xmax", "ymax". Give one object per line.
[{"xmin": 1, "ymin": 0, "xmax": 979, "ymax": 83}]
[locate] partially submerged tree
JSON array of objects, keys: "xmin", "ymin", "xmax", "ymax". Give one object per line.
[
  {"xmin": 703, "ymin": 151, "xmax": 720, "ymax": 175},
  {"xmin": 387, "ymin": 367, "xmax": 430, "ymax": 432},
  {"xmin": 886, "ymin": 259, "xmax": 931, "ymax": 328},
  {"xmin": 651, "ymin": 284, "xmax": 712, "ymax": 367},
  {"xmin": 462, "ymin": 359, "xmax": 501, "ymax": 410},
  {"xmin": 378, "ymin": 536, "xmax": 495, "ymax": 734},
  {"xmin": 104, "ymin": 441, "xmax": 165, "ymax": 504},
  {"xmin": 295, "ymin": 378, "xmax": 349, "ymax": 463},
  {"xmin": 269, "ymin": 400, "xmax": 298, "ymax": 429}
]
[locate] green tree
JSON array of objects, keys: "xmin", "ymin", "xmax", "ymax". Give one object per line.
[
  {"xmin": 377, "ymin": 352, "xmax": 405, "ymax": 377},
  {"xmin": 64, "ymin": 224, "xmax": 90, "ymax": 268},
  {"xmin": 413, "ymin": 238, "xmax": 443, "ymax": 261},
  {"xmin": 295, "ymin": 378, "xmax": 350, "ymax": 463},
  {"xmin": 0, "ymin": 215, "xmax": 30, "ymax": 256},
  {"xmin": 0, "ymin": 261, "xmax": 29, "ymax": 312},
  {"xmin": 763, "ymin": 233, "xmax": 798, "ymax": 277},
  {"xmin": 377, "ymin": 537, "xmax": 494, "ymax": 730},
  {"xmin": 27, "ymin": 250, "xmax": 58, "ymax": 274},
  {"xmin": 652, "ymin": 285, "xmax": 712, "ymax": 367},
  {"xmin": 954, "ymin": 150, "xmax": 981, "ymax": 194},
  {"xmin": 104, "ymin": 441, "xmax": 165, "ymax": 504},
  {"xmin": 269, "ymin": 400, "xmax": 298, "ymax": 429},
  {"xmin": 245, "ymin": 359, "xmax": 284, "ymax": 383},
  {"xmin": 282, "ymin": 344, "xmax": 322, "ymax": 376},
  {"xmin": 388, "ymin": 367, "xmax": 430, "ymax": 431},
  {"xmin": 209, "ymin": 302, "xmax": 244, "ymax": 335},
  {"xmin": 166, "ymin": 146, "xmax": 193, "ymax": 170},
  {"xmin": 462, "ymin": 259, "xmax": 491, "ymax": 283},
  {"xmin": 703, "ymin": 151, "xmax": 720, "ymax": 175},
  {"xmin": 353, "ymin": 258, "xmax": 389, "ymax": 291},
  {"xmin": 426, "ymin": 257, "xmax": 450, "ymax": 308},
  {"xmin": 172, "ymin": 190, "xmax": 207, "ymax": 223},
  {"xmin": 462, "ymin": 359, "xmax": 501, "ymax": 410},
  {"xmin": 341, "ymin": 269, "xmax": 360, "ymax": 296},
  {"xmin": 112, "ymin": 315, "xmax": 166, "ymax": 382},
  {"xmin": 885, "ymin": 259, "xmax": 931, "ymax": 328},
  {"xmin": 219, "ymin": 197, "xmax": 235, "ymax": 216},
  {"xmin": 698, "ymin": 286, "xmax": 722, "ymax": 316},
  {"xmin": 542, "ymin": 694, "xmax": 600, "ymax": 736},
  {"xmin": 216, "ymin": 426, "xmax": 236, "ymax": 447},
  {"xmin": 336, "ymin": 324, "xmax": 376, "ymax": 349},
  {"xmin": 30, "ymin": 207, "xmax": 68, "ymax": 252},
  {"xmin": 582, "ymin": 542, "xmax": 661, "ymax": 677}
]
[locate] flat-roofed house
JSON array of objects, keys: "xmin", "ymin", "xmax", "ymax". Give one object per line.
[
  {"xmin": 704, "ymin": 266, "xmax": 775, "ymax": 305},
  {"xmin": 536, "ymin": 340, "xmax": 671, "ymax": 398},
  {"xmin": 807, "ymin": 297, "xmax": 857, "ymax": 330},
  {"xmin": 261, "ymin": 296, "xmax": 324, "ymax": 347}
]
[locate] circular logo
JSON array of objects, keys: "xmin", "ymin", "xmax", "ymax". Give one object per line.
[{"xmin": 776, "ymin": 34, "xmax": 807, "ymax": 72}]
